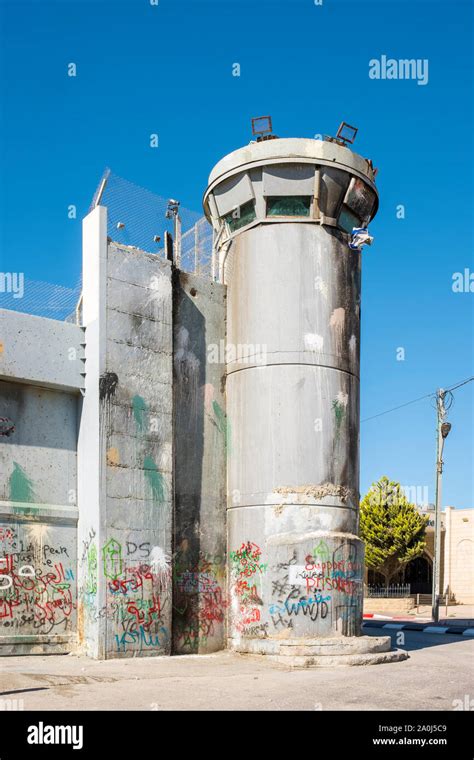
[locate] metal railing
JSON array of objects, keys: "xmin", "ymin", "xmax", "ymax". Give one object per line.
[{"xmin": 365, "ymin": 584, "xmax": 411, "ymax": 598}]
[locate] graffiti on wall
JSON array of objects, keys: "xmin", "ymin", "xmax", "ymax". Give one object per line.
[
  {"xmin": 0, "ymin": 525, "xmax": 76, "ymax": 635},
  {"xmin": 268, "ymin": 540, "xmax": 362, "ymax": 634},
  {"xmin": 79, "ymin": 533, "xmax": 172, "ymax": 655},
  {"xmin": 229, "ymin": 538, "xmax": 363, "ymax": 638},
  {"xmin": 108, "ymin": 538, "xmax": 171, "ymax": 655},
  {"xmin": 230, "ymin": 541, "xmax": 267, "ymax": 635},
  {"xmin": 173, "ymin": 546, "xmax": 227, "ymax": 653}
]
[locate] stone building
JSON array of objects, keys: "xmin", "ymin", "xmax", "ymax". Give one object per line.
[{"xmin": 366, "ymin": 506, "xmax": 474, "ymax": 604}]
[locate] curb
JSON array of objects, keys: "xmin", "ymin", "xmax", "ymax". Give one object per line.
[
  {"xmin": 363, "ymin": 613, "xmax": 430, "ymax": 621},
  {"xmin": 363, "ymin": 621, "xmax": 474, "ymax": 637}
]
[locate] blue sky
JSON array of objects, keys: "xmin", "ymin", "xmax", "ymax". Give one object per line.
[{"xmin": 0, "ymin": 0, "xmax": 473, "ymax": 507}]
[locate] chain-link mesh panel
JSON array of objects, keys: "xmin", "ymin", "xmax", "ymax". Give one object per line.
[
  {"xmin": 91, "ymin": 169, "xmax": 206, "ymax": 254},
  {"xmin": 0, "ymin": 276, "xmax": 82, "ymax": 322},
  {"xmin": 91, "ymin": 168, "xmax": 214, "ymax": 277},
  {"xmin": 0, "ymin": 170, "xmax": 214, "ymax": 324},
  {"xmin": 180, "ymin": 216, "xmax": 214, "ymax": 279}
]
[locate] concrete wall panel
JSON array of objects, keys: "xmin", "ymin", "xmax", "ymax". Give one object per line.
[
  {"xmin": 0, "ymin": 309, "xmax": 84, "ymax": 391},
  {"xmin": 173, "ymin": 272, "xmax": 227, "ymax": 654},
  {"xmin": 0, "ymin": 381, "xmax": 78, "ymax": 654}
]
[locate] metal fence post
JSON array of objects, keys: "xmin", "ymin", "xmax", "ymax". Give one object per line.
[{"xmin": 194, "ymin": 221, "xmax": 199, "ymax": 275}]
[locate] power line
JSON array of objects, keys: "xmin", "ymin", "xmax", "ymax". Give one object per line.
[
  {"xmin": 361, "ymin": 392, "xmax": 434, "ymax": 423},
  {"xmin": 443, "ymin": 376, "xmax": 474, "ymax": 393},
  {"xmin": 361, "ymin": 375, "xmax": 474, "ymax": 424}
]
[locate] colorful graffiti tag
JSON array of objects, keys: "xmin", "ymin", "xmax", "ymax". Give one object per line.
[
  {"xmin": 173, "ymin": 549, "xmax": 227, "ymax": 653},
  {"xmin": 0, "ymin": 527, "xmax": 76, "ymax": 635},
  {"xmin": 268, "ymin": 540, "xmax": 363, "ymax": 634},
  {"xmin": 230, "ymin": 541, "xmax": 267, "ymax": 634},
  {"xmin": 79, "ymin": 534, "xmax": 172, "ymax": 655}
]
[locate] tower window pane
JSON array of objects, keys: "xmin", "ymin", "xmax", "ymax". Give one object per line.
[
  {"xmin": 266, "ymin": 196, "xmax": 311, "ymax": 217},
  {"xmin": 224, "ymin": 200, "xmax": 256, "ymax": 232}
]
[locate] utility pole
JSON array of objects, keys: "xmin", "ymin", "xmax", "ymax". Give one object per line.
[{"xmin": 432, "ymin": 389, "xmax": 451, "ymax": 623}]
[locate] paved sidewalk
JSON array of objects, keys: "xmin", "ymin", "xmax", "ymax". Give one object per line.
[{"xmin": 0, "ymin": 629, "xmax": 472, "ymax": 711}]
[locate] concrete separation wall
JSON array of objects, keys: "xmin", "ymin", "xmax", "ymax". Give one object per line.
[
  {"xmin": 103, "ymin": 241, "xmax": 173, "ymax": 658},
  {"xmin": 173, "ymin": 271, "xmax": 227, "ymax": 653},
  {"xmin": 0, "ymin": 309, "xmax": 85, "ymax": 391},
  {"xmin": 1, "ymin": 207, "xmax": 226, "ymax": 660},
  {"xmin": 0, "ymin": 310, "xmax": 83, "ymax": 654},
  {"xmin": 78, "ymin": 206, "xmax": 174, "ymax": 658}
]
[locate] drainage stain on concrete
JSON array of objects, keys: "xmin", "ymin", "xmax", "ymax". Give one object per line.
[
  {"xmin": 212, "ymin": 400, "xmax": 231, "ymax": 453},
  {"xmin": 99, "ymin": 371, "xmax": 119, "ymax": 401},
  {"xmin": 332, "ymin": 392, "xmax": 348, "ymax": 440}
]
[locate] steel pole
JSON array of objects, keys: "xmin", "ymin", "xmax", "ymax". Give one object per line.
[{"xmin": 432, "ymin": 390, "xmax": 444, "ymax": 623}]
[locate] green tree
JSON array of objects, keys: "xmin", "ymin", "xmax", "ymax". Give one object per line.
[{"xmin": 360, "ymin": 476, "xmax": 429, "ymax": 589}]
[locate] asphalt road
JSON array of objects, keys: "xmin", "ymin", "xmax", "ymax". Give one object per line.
[{"xmin": 0, "ymin": 629, "xmax": 472, "ymax": 711}]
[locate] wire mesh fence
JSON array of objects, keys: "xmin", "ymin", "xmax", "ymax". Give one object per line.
[
  {"xmin": 91, "ymin": 168, "xmax": 214, "ymax": 277},
  {"xmin": 180, "ymin": 216, "xmax": 213, "ymax": 279},
  {"xmin": 0, "ymin": 276, "xmax": 82, "ymax": 323},
  {"xmin": 1, "ymin": 169, "xmax": 215, "ymax": 324},
  {"xmin": 91, "ymin": 168, "xmax": 206, "ymax": 254}
]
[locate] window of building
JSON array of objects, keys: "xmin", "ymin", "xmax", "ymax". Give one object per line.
[
  {"xmin": 338, "ymin": 206, "xmax": 361, "ymax": 234},
  {"xmin": 224, "ymin": 200, "xmax": 256, "ymax": 232},
  {"xmin": 266, "ymin": 196, "xmax": 311, "ymax": 217}
]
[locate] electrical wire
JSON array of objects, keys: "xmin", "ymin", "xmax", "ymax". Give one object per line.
[
  {"xmin": 361, "ymin": 375, "xmax": 474, "ymax": 424},
  {"xmin": 443, "ymin": 376, "xmax": 474, "ymax": 393}
]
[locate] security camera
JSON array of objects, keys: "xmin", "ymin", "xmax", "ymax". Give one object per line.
[{"xmin": 168, "ymin": 199, "xmax": 180, "ymax": 206}]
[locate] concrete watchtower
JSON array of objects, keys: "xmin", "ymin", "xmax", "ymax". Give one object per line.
[{"xmin": 203, "ymin": 128, "xmax": 405, "ymax": 665}]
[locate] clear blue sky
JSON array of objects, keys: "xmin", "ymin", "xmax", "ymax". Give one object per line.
[{"xmin": 0, "ymin": 0, "xmax": 472, "ymax": 507}]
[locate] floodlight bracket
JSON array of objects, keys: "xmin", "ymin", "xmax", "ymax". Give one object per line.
[
  {"xmin": 336, "ymin": 122, "xmax": 358, "ymax": 145},
  {"xmin": 251, "ymin": 115, "xmax": 273, "ymax": 137}
]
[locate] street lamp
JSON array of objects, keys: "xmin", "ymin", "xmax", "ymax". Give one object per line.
[
  {"xmin": 432, "ymin": 391, "xmax": 452, "ymax": 623},
  {"xmin": 441, "ymin": 422, "xmax": 451, "ymax": 439}
]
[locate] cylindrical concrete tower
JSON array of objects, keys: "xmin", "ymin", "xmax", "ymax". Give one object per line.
[{"xmin": 203, "ymin": 137, "xmax": 405, "ymax": 665}]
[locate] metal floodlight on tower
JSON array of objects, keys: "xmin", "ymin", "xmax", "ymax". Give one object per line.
[
  {"xmin": 323, "ymin": 120, "xmax": 359, "ymax": 148},
  {"xmin": 336, "ymin": 121, "xmax": 358, "ymax": 145},
  {"xmin": 203, "ymin": 123, "xmax": 407, "ymax": 666},
  {"xmin": 251, "ymin": 115, "xmax": 278, "ymax": 142}
]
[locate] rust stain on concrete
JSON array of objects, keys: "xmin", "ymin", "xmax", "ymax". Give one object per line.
[
  {"xmin": 275, "ymin": 483, "xmax": 355, "ymax": 503},
  {"xmin": 106, "ymin": 447, "xmax": 120, "ymax": 466}
]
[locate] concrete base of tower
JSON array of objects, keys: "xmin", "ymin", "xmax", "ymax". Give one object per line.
[{"xmin": 230, "ymin": 635, "xmax": 409, "ymax": 667}]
